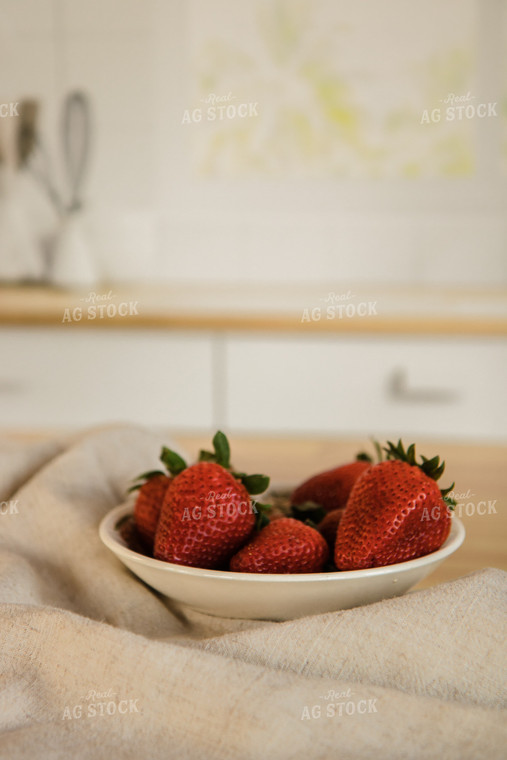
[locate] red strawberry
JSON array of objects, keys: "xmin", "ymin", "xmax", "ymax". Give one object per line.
[
  {"xmin": 292, "ymin": 459, "xmax": 371, "ymax": 513},
  {"xmin": 335, "ymin": 441, "xmax": 454, "ymax": 570},
  {"xmin": 230, "ymin": 517, "xmax": 329, "ymax": 574},
  {"xmin": 129, "ymin": 449, "xmax": 182, "ymax": 549},
  {"xmin": 133, "ymin": 474, "xmax": 171, "ymax": 549},
  {"xmin": 119, "ymin": 516, "xmax": 151, "ymax": 556},
  {"xmin": 317, "ymin": 508, "xmax": 345, "ymax": 552},
  {"xmin": 155, "ymin": 463, "xmax": 256, "ymax": 569},
  {"xmin": 154, "ymin": 432, "xmax": 270, "ymax": 570}
]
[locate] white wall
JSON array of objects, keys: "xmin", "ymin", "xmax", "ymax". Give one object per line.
[{"xmin": 0, "ymin": 0, "xmax": 506, "ymax": 287}]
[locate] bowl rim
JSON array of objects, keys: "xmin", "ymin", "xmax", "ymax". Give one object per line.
[{"xmin": 99, "ymin": 502, "xmax": 465, "ymax": 583}]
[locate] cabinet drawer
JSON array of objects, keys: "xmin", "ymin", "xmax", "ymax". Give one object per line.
[
  {"xmin": 0, "ymin": 328, "xmax": 214, "ymax": 429},
  {"xmin": 225, "ymin": 335, "xmax": 507, "ymax": 441}
]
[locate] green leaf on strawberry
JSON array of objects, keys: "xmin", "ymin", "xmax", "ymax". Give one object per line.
[
  {"xmin": 290, "ymin": 500, "xmax": 326, "ymax": 524},
  {"xmin": 160, "ymin": 446, "xmax": 187, "ymax": 476},
  {"xmin": 383, "ymin": 439, "xmax": 454, "ymax": 508},
  {"xmin": 198, "ymin": 430, "xmax": 231, "ymax": 468},
  {"xmin": 198, "ymin": 449, "xmax": 216, "ymax": 462},
  {"xmin": 212, "ymin": 430, "xmax": 231, "ymax": 469},
  {"xmin": 127, "ymin": 469, "xmax": 167, "ymax": 493},
  {"xmin": 234, "ymin": 473, "xmax": 270, "ymax": 495},
  {"xmin": 253, "ymin": 502, "xmax": 271, "ymax": 530},
  {"xmin": 164, "ymin": 432, "xmax": 269, "ymax": 495},
  {"xmin": 440, "ymin": 482, "xmax": 456, "ymax": 510}
]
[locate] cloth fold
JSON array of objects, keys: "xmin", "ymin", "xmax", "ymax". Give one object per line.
[{"xmin": 0, "ymin": 425, "xmax": 505, "ymax": 760}]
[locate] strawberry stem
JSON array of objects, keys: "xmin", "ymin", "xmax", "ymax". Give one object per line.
[
  {"xmin": 372, "ymin": 439, "xmax": 383, "ymax": 463},
  {"xmin": 356, "ymin": 438, "xmax": 383, "ymax": 464}
]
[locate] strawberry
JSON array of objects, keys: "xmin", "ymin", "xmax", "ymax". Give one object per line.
[
  {"xmin": 119, "ymin": 515, "xmax": 151, "ymax": 556},
  {"xmin": 154, "ymin": 432, "xmax": 270, "ymax": 569},
  {"xmin": 132, "ymin": 474, "xmax": 171, "ymax": 549},
  {"xmin": 292, "ymin": 458, "xmax": 371, "ymax": 513},
  {"xmin": 128, "ymin": 446, "xmax": 184, "ymax": 549},
  {"xmin": 335, "ymin": 441, "xmax": 455, "ymax": 570},
  {"xmin": 230, "ymin": 517, "xmax": 329, "ymax": 574},
  {"xmin": 317, "ymin": 508, "xmax": 345, "ymax": 552}
]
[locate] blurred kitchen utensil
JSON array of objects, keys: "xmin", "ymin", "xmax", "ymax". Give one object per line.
[
  {"xmin": 62, "ymin": 91, "xmax": 90, "ymax": 212},
  {"xmin": 28, "ymin": 143, "xmax": 61, "ymax": 214},
  {"xmin": 17, "ymin": 99, "xmax": 38, "ymax": 167},
  {"xmin": 0, "ymin": 99, "xmax": 48, "ymax": 282},
  {"xmin": 25, "ymin": 93, "xmax": 92, "ymax": 215},
  {"xmin": 51, "ymin": 90, "xmax": 97, "ymax": 288}
]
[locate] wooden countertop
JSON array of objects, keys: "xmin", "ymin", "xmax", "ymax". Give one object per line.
[
  {"xmin": 173, "ymin": 434, "xmax": 507, "ymax": 589},
  {"xmin": 1, "ymin": 283, "xmax": 506, "ymax": 335}
]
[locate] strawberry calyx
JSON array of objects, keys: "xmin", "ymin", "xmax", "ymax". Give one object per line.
[
  {"xmin": 198, "ymin": 430, "xmax": 231, "ymax": 469},
  {"xmin": 253, "ymin": 502, "xmax": 271, "ymax": 530},
  {"xmin": 291, "ymin": 501, "xmax": 326, "ymax": 524},
  {"xmin": 384, "ymin": 439, "xmax": 456, "ymax": 509},
  {"xmin": 127, "ymin": 446, "xmax": 187, "ymax": 494},
  {"xmin": 198, "ymin": 431, "xmax": 270, "ymax": 496},
  {"xmin": 127, "ymin": 469, "xmax": 168, "ymax": 493},
  {"xmin": 156, "ymin": 430, "xmax": 270, "ymax": 498},
  {"xmin": 199, "ymin": 430, "xmax": 272, "ymax": 525},
  {"xmin": 160, "ymin": 447, "xmax": 187, "ymax": 476},
  {"xmin": 163, "ymin": 430, "xmax": 272, "ymax": 528},
  {"xmin": 230, "ymin": 471, "xmax": 270, "ymax": 495}
]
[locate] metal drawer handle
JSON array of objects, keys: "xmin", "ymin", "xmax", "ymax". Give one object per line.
[{"xmin": 387, "ymin": 368, "xmax": 460, "ymax": 404}]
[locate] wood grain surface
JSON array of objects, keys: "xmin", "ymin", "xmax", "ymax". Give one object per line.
[{"xmin": 1, "ymin": 284, "xmax": 506, "ymax": 335}]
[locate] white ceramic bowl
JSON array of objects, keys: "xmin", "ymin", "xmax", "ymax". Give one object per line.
[{"xmin": 99, "ymin": 503, "xmax": 465, "ymax": 621}]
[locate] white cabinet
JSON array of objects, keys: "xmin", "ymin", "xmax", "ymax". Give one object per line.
[
  {"xmin": 224, "ymin": 335, "xmax": 507, "ymax": 441},
  {"xmin": 0, "ymin": 328, "xmax": 214, "ymax": 429},
  {"xmin": 1, "ymin": 327, "xmax": 505, "ymax": 441}
]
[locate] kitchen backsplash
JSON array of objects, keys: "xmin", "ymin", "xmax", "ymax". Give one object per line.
[{"xmin": 0, "ymin": 0, "xmax": 506, "ymax": 286}]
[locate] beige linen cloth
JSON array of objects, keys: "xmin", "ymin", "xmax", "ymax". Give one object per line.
[{"xmin": 0, "ymin": 425, "xmax": 505, "ymax": 760}]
